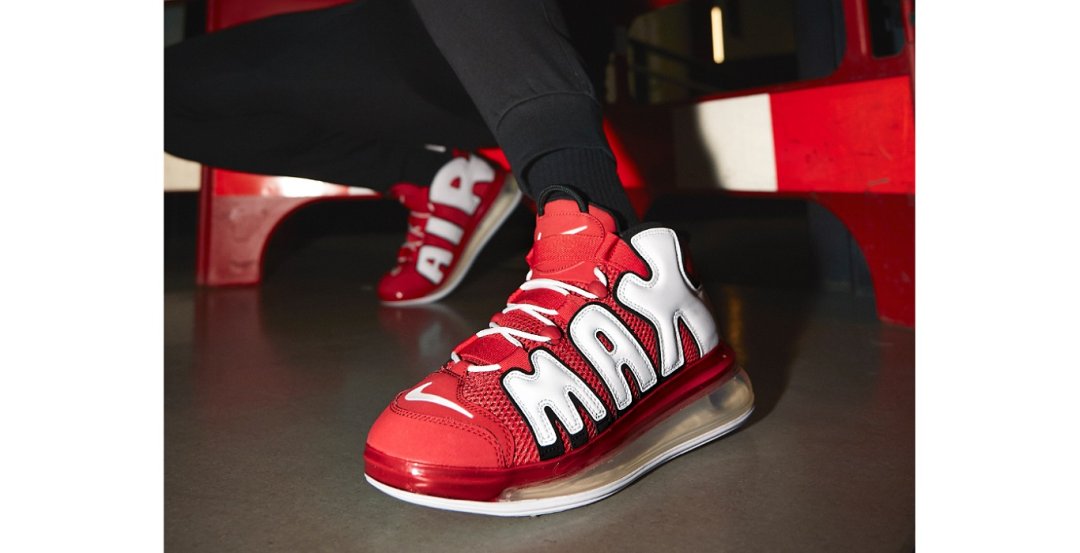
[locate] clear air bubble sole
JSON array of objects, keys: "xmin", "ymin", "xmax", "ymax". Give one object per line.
[{"xmin": 365, "ymin": 368, "xmax": 754, "ymax": 517}]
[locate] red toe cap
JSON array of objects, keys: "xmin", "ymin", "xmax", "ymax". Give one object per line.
[
  {"xmin": 366, "ymin": 405, "xmax": 502, "ymax": 469},
  {"xmin": 365, "ymin": 373, "xmax": 508, "ymax": 470}
]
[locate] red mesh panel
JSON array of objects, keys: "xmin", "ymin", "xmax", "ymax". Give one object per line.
[
  {"xmin": 679, "ymin": 319, "xmax": 702, "ymax": 366},
  {"xmin": 531, "ymin": 235, "xmax": 604, "ymax": 273},
  {"xmin": 596, "ymin": 331, "xmax": 614, "ymax": 351},
  {"xmin": 459, "ymin": 371, "xmax": 541, "ymax": 464},
  {"xmin": 455, "ymin": 249, "xmax": 712, "ymax": 467}
]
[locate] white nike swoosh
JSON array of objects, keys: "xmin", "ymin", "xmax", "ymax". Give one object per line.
[
  {"xmin": 562, "ymin": 225, "xmax": 589, "ymax": 235},
  {"xmin": 404, "ymin": 382, "xmax": 474, "ymax": 418}
]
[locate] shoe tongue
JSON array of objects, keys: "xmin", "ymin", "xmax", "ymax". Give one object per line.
[
  {"xmin": 388, "ymin": 183, "xmax": 430, "ymax": 213},
  {"xmin": 528, "ymin": 199, "xmax": 618, "ymax": 276},
  {"xmin": 454, "ymin": 200, "xmax": 618, "ymax": 368}
]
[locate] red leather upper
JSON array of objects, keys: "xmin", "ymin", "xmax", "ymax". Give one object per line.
[{"xmin": 367, "ymin": 200, "xmax": 711, "ymax": 470}]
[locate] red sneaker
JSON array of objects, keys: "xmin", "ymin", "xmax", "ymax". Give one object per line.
[
  {"xmin": 364, "ymin": 187, "xmax": 755, "ymax": 516},
  {"xmin": 378, "ymin": 152, "xmax": 521, "ymax": 305}
]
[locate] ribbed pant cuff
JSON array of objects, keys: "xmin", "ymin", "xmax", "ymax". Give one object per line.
[
  {"xmin": 524, "ymin": 148, "xmax": 638, "ymax": 228},
  {"xmin": 495, "ymin": 93, "xmax": 613, "ymax": 175}
]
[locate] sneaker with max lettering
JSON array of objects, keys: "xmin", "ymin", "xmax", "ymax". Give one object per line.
[
  {"xmin": 378, "ymin": 152, "xmax": 521, "ymax": 305},
  {"xmin": 364, "ymin": 186, "xmax": 755, "ymax": 516}
]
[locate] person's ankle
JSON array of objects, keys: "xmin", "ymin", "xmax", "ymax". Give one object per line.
[{"xmin": 524, "ymin": 148, "xmax": 638, "ymax": 229}]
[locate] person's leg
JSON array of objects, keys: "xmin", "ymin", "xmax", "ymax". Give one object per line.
[
  {"xmin": 164, "ymin": 0, "xmax": 493, "ymax": 191},
  {"xmin": 409, "ymin": 0, "xmax": 638, "ymax": 227},
  {"xmin": 166, "ymin": 0, "xmax": 527, "ymax": 303},
  {"xmin": 359, "ymin": 1, "xmax": 756, "ymax": 516}
]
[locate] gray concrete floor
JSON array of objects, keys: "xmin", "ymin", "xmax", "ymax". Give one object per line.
[{"xmin": 165, "ymin": 208, "xmax": 914, "ymax": 552}]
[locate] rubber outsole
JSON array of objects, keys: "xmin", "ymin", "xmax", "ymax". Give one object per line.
[{"xmin": 365, "ymin": 368, "xmax": 754, "ymax": 517}]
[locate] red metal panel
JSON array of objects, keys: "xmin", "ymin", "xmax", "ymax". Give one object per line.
[
  {"xmin": 197, "ymin": 0, "xmax": 362, "ymax": 286},
  {"xmin": 208, "ymin": 0, "xmax": 349, "ymax": 31},
  {"xmin": 197, "ymin": 194, "xmax": 310, "ymax": 286},
  {"xmin": 196, "ymin": 167, "xmax": 374, "ymax": 286},
  {"xmin": 197, "ymin": 192, "xmax": 372, "ymax": 286},
  {"xmin": 771, "ymin": 76, "xmax": 914, "ymax": 194},
  {"xmin": 210, "ymin": 169, "xmax": 368, "ymax": 197}
]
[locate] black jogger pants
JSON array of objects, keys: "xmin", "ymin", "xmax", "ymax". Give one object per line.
[{"xmin": 165, "ymin": 0, "xmax": 616, "ymax": 196}]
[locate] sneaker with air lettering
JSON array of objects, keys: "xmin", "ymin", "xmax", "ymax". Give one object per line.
[
  {"xmin": 364, "ymin": 186, "xmax": 755, "ymax": 516},
  {"xmin": 378, "ymin": 152, "xmax": 521, "ymax": 305}
]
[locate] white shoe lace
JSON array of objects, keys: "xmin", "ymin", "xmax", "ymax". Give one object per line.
[
  {"xmin": 396, "ymin": 212, "xmax": 430, "ymax": 264},
  {"xmin": 459, "ymin": 267, "xmax": 609, "ymax": 373}
]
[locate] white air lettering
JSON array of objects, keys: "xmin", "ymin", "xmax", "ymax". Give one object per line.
[
  {"xmin": 617, "ymin": 229, "xmax": 718, "ymax": 376},
  {"xmin": 569, "ymin": 305, "xmax": 657, "ymax": 410},
  {"xmin": 503, "ymin": 350, "xmax": 607, "ymax": 448},
  {"xmin": 507, "ymin": 228, "xmax": 719, "ymax": 456},
  {"xmin": 417, "ymin": 245, "xmax": 453, "ymax": 284},
  {"xmin": 429, "ymin": 156, "xmax": 493, "ymax": 216},
  {"xmin": 425, "ymin": 217, "xmax": 463, "ymax": 245}
]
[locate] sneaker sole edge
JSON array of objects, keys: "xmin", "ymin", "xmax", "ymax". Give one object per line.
[{"xmin": 365, "ymin": 368, "xmax": 754, "ymax": 517}]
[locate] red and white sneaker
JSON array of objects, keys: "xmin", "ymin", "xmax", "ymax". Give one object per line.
[
  {"xmin": 364, "ymin": 187, "xmax": 755, "ymax": 516},
  {"xmin": 378, "ymin": 152, "xmax": 521, "ymax": 305}
]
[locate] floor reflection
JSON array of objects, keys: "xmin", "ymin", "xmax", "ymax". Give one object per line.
[
  {"xmin": 167, "ymin": 231, "xmax": 912, "ymax": 552},
  {"xmin": 190, "ymin": 287, "xmax": 334, "ymax": 418},
  {"xmin": 377, "ymin": 303, "xmax": 476, "ymax": 377}
]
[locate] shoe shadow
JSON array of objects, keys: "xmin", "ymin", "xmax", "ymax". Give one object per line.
[
  {"xmin": 645, "ymin": 195, "xmax": 817, "ymax": 425},
  {"xmin": 711, "ymin": 285, "xmax": 810, "ymax": 425}
]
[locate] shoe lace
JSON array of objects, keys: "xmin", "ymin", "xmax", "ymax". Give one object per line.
[
  {"xmin": 395, "ymin": 207, "xmax": 432, "ymax": 266},
  {"xmin": 458, "ymin": 267, "xmax": 609, "ymax": 373}
]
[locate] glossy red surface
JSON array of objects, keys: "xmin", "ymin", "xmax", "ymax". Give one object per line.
[
  {"xmin": 772, "ymin": 77, "xmax": 914, "ymax": 195},
  {"xmin": 195, "ymin": 169, "xmax": 374, "ymax": 286},
  {"xmin": 364, "ymin": 342, "xmax": 738, "ymax": 501}
]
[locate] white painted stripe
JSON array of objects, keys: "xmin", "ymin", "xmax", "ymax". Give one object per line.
[
  {"xmin": 425, "ymin": 217, "xmax": 464, "ymax": 245},
  {"xmin": 672, "ymin": 93, "xmax": 778, "ymax": 192},
  {"xmin": 270, "ymin": 176, "xmax": 338, "ymax": 197}
]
